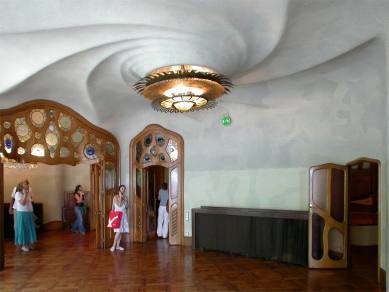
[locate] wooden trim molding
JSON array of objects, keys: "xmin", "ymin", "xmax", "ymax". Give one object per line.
[{"xmin": 380, "ymin": 268, "xmax": 386, "ymax": 287}]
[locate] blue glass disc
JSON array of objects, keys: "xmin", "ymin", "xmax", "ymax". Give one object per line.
[
  {"xmin": 86, "ymin": 147, "xmax": 95, "ymax": 155},
  {"xmin": 5, "ymin": 139, "xmax": 12, "ymax": 148}
]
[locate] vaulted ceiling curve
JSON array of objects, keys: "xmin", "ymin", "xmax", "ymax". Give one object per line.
[{"xmin": 0, "ymin": 0, "xmax": 387, "ymax": 133}]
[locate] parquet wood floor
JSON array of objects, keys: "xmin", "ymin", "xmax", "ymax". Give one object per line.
[{"xmin": 0, "ymin": 230, "xmax": 384, "ymax": 291}]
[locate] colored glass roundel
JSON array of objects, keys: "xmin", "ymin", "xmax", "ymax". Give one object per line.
[
  {"xmin": 4, "ymin": 134, "xmax": 14, "ymax": 153},
  {"xmin": 136, "ymin": 141, "xmax": 142, "ymax": 163},
  {"xmin": 166, "ymin": 139, "xmax": 178, "ymax": 162},
  {"xmin": 84, "ymin": 144, "xmax": 98, "ymax": 160},
  {"xmin": 17, "ymin": 147, "xmax": 25, "ymax": 155},
  {"xmin": 144, "ymin": 134, "xmax": 152, "ymax": 147},
  {"xmin": 87, "ymin": 147, "xmax": 95, "ymax": 155},
  {"xmin": 31, "ymin": 144, "xmax": 45, "ymax": 157},
  {"xmin": 71, "ymin": 127, "xmax": 86, "ymax": 147},
  {"xmin": 30, "ymin": 109, "xmax": 46, "ymax": 128},
  {"xmin": 45, "ymin": 132, "xmax": 58, "ymax": 146},
  {"xmin": 156, "ymin": 134, "xmax": 165, "ymax": 146},
  {"xmin": 15, "ymin": 117, "xmax": 32, "ymax": 142},
  {"xmin": 5, "ymin": 138, "xmax": 12, "ymax": 148},
  {"xmin": 60, "ymin": 147, "xmax": 70, "ymax": 158},
  {"xmin": 58, "ymin": 113, "xmax": 73, "ymax": 131},
  {"xmin": 3, "ymin": 121, "xmax": 11, "ymax": 129},
  {"xmin": 16, "ymin": 124, "xmax": 28, "ymax": 136},
  {"xmin": 106, "ymin": 141, "xmax": 116, "ymax": 155}
]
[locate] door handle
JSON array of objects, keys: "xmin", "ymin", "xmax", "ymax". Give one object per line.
[{"xmin": 309, "ymin": 203, "xmax": 315, "ymax": 214}]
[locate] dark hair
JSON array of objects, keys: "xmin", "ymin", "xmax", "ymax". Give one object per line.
[
  {"xmin": 162, "ymin": 182, "xmax": 168, "ymax": 189},
  {"xmin": 16, "ymin": 182, "xmax": 24, "ymax": 192},
  {"xmin": 74, "ymin": 185, "xmax": 82, "ymax": 194},
  {"xmin": 118, "ymin": 185, "xmax": 126, "ymax": 191}
]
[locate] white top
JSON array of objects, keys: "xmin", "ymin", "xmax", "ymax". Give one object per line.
[
  {"xmin": 15, "ymin": 191, "xmax": 33, "ymax": 212},
  {"xmin": 11, "ymin": 186, "xmax": 33, "ymax": 209}
]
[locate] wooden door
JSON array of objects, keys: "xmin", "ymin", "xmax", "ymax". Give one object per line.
[
  {"xmin": 91, "ymin": 163, "xmax": 103, "ymax": 249},
  {"xmin": 146, "ymin": 167, "xmax": 156, "ymax": 240},
  {"xmin": 132, "ymin": 167, "xmax": 147, "ymax": 242},
  {"xmin": 309, "ymin": 164, "xmax": 348, "ymax": 268},
  {"xmin": 102, "ymin": 161, "xmax": 116, "ymax": 249},
  {"xmin": 130, "ymin": 124, "xmax": 184, "ymax": 245},
  {"xmin": 91, "ymin": 160, "xmax": 116, "ymax": 249}
]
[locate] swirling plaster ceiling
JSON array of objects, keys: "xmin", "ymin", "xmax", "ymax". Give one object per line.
[{"xmin": 0, "ymin": 0, "xmax": 388, "ymax": 171}]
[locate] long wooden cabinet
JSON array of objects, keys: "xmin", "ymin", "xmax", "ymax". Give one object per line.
[{"xmin": 192, "ymin": 206, "xmax": 309, "ymax": 266}]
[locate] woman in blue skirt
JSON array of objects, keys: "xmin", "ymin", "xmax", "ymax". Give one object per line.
[{"xmin": 14, "ymin": 181, "xmax": 37, "ymax": 251}]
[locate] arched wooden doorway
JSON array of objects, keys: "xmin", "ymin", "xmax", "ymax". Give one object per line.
[
  {"xmin": 130, "ymin": 124, "xmax": 184, "ymax": 245},
  {"xmin": 0, "ymin": 100, "xmax": 120, "ymax": 269}
]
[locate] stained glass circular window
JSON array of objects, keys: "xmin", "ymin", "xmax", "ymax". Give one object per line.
[
  {"xmin": 58, "ymin": 114, "xmax": 73, "ymax": 131},
  {"xmin": 106, "ymin": 141, "xmax": 116, "ymax": 155},
  {"xmin": 60, "ymin": 147, "xmax": 70, "ymax": 158},
  {"xmin": 30, "ymin": 109, "xmax": 46, "ymax": 128},
  {"xmin": 5, "ymin": 138, "xmax": 12, "ymax": 149},
  {"xmin": 17, "ymin": 147, "xmax": 25, "ymax": 155},
  {"xmin": 16, "ymin": 124, "xmax": 29, "ymax": 137},
  {"xmin": 45, "ymin": 133, "xmax": 58, "ymax": 146},
  {"xmin": 71, "ymin": 131, "xmax": 83, "ymax": 144},
  {"xmin": 156, "ymin": 134, "xmax": 165, "ymax": 146},
  {"xmin": 144, "ymin": 134, "xmax": 152, "ymax": 147},
  {"xmin": 86, "ymin": 147, "xmax": 95, "ymax": 155},
  {"xmin": 84, "ymin": 144, "xmax": 98, "ymax": 160}
]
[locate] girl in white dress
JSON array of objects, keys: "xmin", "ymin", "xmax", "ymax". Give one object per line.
[{"xmin": 110, "ymin": 185, "xmax": 129, "ymax": 251}]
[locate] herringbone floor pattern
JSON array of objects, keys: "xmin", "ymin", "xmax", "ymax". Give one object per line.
[{"xmin": 0, "ymin": 230, "xmax": 384, "ymax": 291}]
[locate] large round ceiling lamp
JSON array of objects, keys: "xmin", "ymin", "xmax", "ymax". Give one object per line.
[{"xmin": 133, "ymin": 65, "xmax": 233, "ymax": 113}]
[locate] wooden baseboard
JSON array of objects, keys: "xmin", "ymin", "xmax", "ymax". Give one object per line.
[
  {"xmin": 42, "ymin": 221, "xmax": 65, "ymax": 232},
  {"xmin": 122, "ymin": 234, "xmax": 191, "ymax": 246},
  {"xmin": 380, "ymin": 268, "xmax": 386, "ymax": 288},
  {"xmin": 121, "ymin": 233, "xmax": 130, "ymax": 242},
  {"xmin": 184, "ymin": 236, "xmax": 192, "ymax": 246},
  {"xmin": 351, "ymin": 244, "xmax": 378, "ymax": 256}
]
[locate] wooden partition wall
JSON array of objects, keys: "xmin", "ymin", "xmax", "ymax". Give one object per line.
[
  {"xmin": 0, "ymin": 100, "xmax": 121, "ymax": 261},
  {"xmin": 0, "ymin": 100, "xmax": 119, "ymax": 167}
]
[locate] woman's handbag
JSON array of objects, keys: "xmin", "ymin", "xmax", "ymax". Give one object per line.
[
  {"xmin": 107, "ymin": 211, "xmax": 122, "ymax": 228},
  {"xmin": 107, "ymin": 195, "xmax": 122, "ymax": 228}
]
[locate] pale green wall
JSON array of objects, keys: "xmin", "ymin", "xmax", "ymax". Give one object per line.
[{"xmin": 183, "ymin": 168, "xmax": 309, "ymax": 236}]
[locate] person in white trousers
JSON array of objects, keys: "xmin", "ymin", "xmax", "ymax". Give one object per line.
[{"xmin": 157, "ymin": 182, "xmax": 169, "ymax": 239}]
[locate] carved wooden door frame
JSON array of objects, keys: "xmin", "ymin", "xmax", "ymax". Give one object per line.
[{"xmin": 129, "ymin": 124, "xmax": 184, "ymax": 245}]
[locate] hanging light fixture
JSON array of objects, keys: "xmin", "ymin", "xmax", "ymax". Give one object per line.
[
  {"xmin": 133, "ymin": 65, "xmax": 233, "ymax": 113},
  {"xmin": 0, "ymin": 153, "xmax": 37, "ymax": 170}
]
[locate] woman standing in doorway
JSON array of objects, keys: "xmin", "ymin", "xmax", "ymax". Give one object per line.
[
  {"xmin": 14, "ymin": 180, "xmax": 36, "ymax": 251},
  {"xmin": 157, "ymin": 182, "xmax": 169, "ymax": 239},
  {"xmin": 110, "ymin": 185, "xmax": 129, "ymax": 251},
  {"xmin": 71, "ymin": 185, "xmax": 86, "ymax": 234}
]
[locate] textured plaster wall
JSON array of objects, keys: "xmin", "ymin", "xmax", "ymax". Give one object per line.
[{"xmin": 178, "ymin": 38, "xmax": 387, "ymax": 269}]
